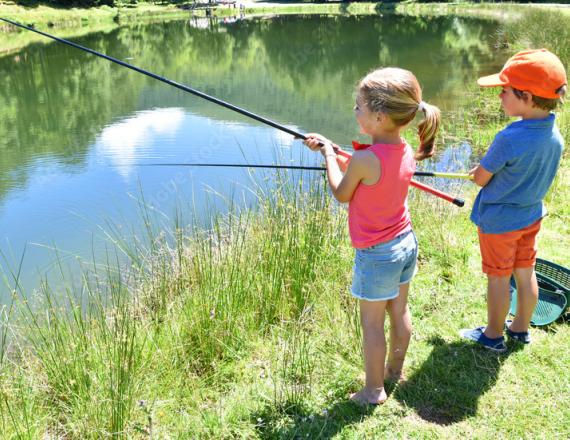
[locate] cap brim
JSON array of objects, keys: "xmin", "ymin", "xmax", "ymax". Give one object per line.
[{"xmin": 477, "ymin": 73, "xmax": 508, "ymax": 88}]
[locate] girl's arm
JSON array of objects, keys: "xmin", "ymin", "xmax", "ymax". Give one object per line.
[
  {"xmin": 329, "ymin": 153, "xmax": 373, "ymax": 202},
  {"xmin": 304, "ymin": 134, "xmax": 372, "ymax": 203}
]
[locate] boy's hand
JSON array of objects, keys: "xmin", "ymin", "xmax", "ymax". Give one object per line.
[{"xmin": 470, "ymin": 164, "xmax": 494, "ymax": 187}]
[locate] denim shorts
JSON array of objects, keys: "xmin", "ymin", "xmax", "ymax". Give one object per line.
[{"xmin": 351, "ymin": 230, "xmax": 418, "ymax": 302}]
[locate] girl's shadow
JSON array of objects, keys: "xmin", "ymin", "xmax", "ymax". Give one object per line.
[
  {"xmin": 252, "ymin": 397, "xmax": 375, "ymax": 439},
  {"xmin": 392, "ymin": 335, "xmax": 522, "ymax": 425}
]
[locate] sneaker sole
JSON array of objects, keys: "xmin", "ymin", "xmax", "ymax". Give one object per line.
[{"xmin": 481, "ymin": 344, "xmax": 507, "ymax": 353}]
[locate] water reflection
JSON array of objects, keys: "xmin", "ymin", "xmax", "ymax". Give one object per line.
[
  {"xmin": 417, "ymin": 142, "xmax": 474, "ymax": 194},
  {"xmin": 0, "ymin": 107, "xmax": 316, "ymax": 300},
  {"xmin": 97, "ymin": 108, "xmax": 186, "ymax": 179},
  {"xmin": 430, "ymin": 142, "xmax": 473, "ymax": 174},
  {"xmin": 0, "ymin": 13, "xmax": 506, "ymax": 298}
]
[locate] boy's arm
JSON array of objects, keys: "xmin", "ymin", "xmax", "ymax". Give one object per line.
[
  {"xmin": 469, "ymin": 164, "xmax": 494, "ymax": 187},
  {"xmin": 471, "ymin": 132, "xmax": 509, "ymax": 187}
]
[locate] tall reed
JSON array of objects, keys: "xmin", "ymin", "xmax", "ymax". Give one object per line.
[
  {"xmin": 161, "ymin": 171, "xmax": 346, "ymax": 375},
  {"xmin": 13, "ymin": 254, "xmax": 148, "ymax": 438}
]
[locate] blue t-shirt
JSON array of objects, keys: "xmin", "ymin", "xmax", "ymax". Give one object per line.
[{"xmin": 471, "ymin": 113, "xmax": 563, "ymax": 234}]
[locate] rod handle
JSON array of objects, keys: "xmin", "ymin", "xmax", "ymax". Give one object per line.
[{"xmin": 410, "ymin": 179, "xmax": 465, "ymax": 207}]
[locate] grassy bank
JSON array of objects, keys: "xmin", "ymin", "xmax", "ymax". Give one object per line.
[
  {"xmin": 1, "ymin": 5, "xmax": 569, "ymax": 439},
  {"xmin": 2, "ymin": 1, "xmax": 568, "ymax": 55},
  {"xmin": 0, "ymin": 2, "xmax": 194, "ymax": 55},
  {"xmin": 4, "ymin": 1, "xmax": 567, "ymax": 31},
  {"xmin": 2, "ymin": 0, "xmax": 569, "ymax": 28},
  {"xmin": 0, "ymin": 2, "xmax": 189, "ymax": 29},
  {"xmin": 2, "ymin": 141, "xmax": 567, "ymax": 438}
]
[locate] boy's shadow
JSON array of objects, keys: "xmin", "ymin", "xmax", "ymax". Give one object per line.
[{"xmin": 393, "ymin": 335, "xmax": 522, "ymax": 425}]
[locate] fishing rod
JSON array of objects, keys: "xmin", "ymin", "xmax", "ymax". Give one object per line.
[
  {"xmin": 2, "ymin": 18, "xmax": 466, "ymax": 207},
  {"xmin": 316, "ymin": 148, "xmax": 465, "ymax": 206},
  {"xmin": 0, "ymin": 18, "xmax": 303, "ymax": 138},
  {"xmin": 139, "ymin": 162, "xmax": 472, "ymax": 180}
]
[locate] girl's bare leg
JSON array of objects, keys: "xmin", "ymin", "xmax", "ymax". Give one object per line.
[
  {"xmin": 385, "ymin": 282, "xmax": 412, "ymax": 381},
  {"xmin": 350, "ymin": 299, "xmax": 388, "ymax": 405}
]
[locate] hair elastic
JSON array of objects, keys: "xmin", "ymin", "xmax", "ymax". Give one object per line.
[{"xmin": 417, "ymin": 101, "xmax": 427, "ymax": 112}]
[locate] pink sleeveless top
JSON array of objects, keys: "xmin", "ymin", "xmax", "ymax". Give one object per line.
[{"xmin": 348, "ymin": 141, "xmax": 416, "ymax": 249}]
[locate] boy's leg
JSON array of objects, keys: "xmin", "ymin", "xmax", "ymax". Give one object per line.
[
  {"xmin": 484, "ymin": 275, "xmax": 511, "ymax": 339},
  {"xmin": 476, "ymin": 227, "xmax": 516, "ymax": 339},
  {"xmin": 509, "ymin": 221, "xmax": 541, "ymax": 333},
  {"xmin": 386, "ymin": 282, "xmax": 412, "ymax": 380},
  {"xmin": 510, "ymin": 267, "xmax": 538, "ymax": 333},
  {"xmin": 350, "ymin": 299, "xmax": 388, "ymax": 405}
]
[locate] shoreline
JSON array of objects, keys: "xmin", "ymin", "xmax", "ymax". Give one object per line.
[
  {"xmin": 0, "ymin": 1, "xmax": 511, "ymax": 30},
  {"xmin": 1, "ymin": 2, "xmax": 568, "ymax": 55}
]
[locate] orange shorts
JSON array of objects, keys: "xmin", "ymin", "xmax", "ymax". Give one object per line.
[{"xmin": 478, "ymin": 220, "xmax": 541, "ymax": 277}]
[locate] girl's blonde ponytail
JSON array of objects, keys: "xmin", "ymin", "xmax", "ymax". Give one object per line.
[
  {"xmin": 358, "ymin": 67, "xmax": 441, "ymax": 162},
  {"xmin": 415, "ymin": 102, "xmax": 441, "ymax": 161}
]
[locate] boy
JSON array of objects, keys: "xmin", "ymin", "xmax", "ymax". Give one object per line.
[{"xmin": 460, "ymin": 49, "xmax": 567, "ymax": 352}]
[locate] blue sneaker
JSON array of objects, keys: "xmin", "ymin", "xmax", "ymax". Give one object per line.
[
  {"xmin": 459, "ymin": 326, "xmax": 507, "ymax": 353},
  {"xmin": 505, "ymin": 320, "xmax": 531, "ymax": 344}
]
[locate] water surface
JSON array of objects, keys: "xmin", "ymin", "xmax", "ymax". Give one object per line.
[{"xmin": 0, "ymin": 13, "xmax": 506, "ymax": 298}]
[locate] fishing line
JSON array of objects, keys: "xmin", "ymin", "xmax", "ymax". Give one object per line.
[
  {"xmin": 139, "ymin": 163, "xmax": 326, "ymax": 171},
  {"xmin": 138, "ymin": 163, "xmax": 471, "ymax": 179}
]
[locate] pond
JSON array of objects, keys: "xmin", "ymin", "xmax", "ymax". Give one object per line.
[{"xmin": 0, "ymin": 13, "xmax": 506, "ymax": 299}]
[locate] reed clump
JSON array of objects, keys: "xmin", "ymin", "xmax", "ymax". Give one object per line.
[{"xmin": 0, "ymin": 173, "xmax": 351, "ymax": 436}]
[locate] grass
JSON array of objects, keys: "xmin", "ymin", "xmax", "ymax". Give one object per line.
[
  {"xmin": 0, "ymin": 3, "xmax": 191, "ymax": 56},
  {"xmin": 1, "ymin": 4, "xmax": 569, "ymax": 439},
  {"xmin": 1, "ymin": 134, "xmax": 568, "ymax": 437}
]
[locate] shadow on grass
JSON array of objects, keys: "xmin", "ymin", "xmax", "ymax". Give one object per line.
[
  {"xmin": 393, "ymin": 335, "xmax": 523, "ymax": 425},
  {"xmin": 252, "ymin": 398, "xmax": 375, "ymax": 439}
]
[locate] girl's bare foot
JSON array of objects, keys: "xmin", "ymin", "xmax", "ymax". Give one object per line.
[
  {"xmin": 384, "ymin": 365, "xmax": 405, "ymax": 383},
  {"xmin": 349, "ymin": 387, "xmax": 387, "ymax": 405}
]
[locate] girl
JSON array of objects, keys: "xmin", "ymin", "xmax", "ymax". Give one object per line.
[{"xmin": 304, "ymin": 67, "xmax": 440, "ymax": 405}]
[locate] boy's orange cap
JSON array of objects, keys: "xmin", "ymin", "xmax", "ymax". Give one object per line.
[{"xmin": 477, "ymin": 49, "xmax": 567, "ymax": 99}]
